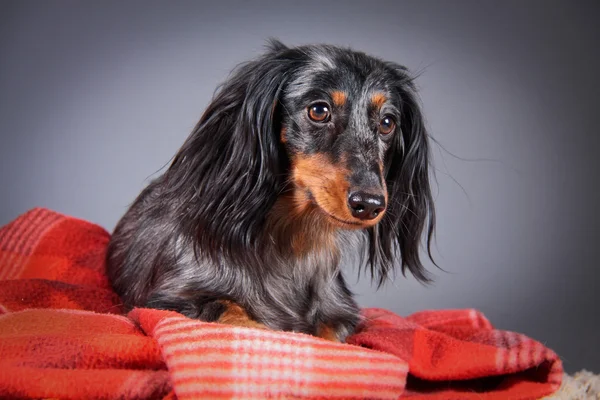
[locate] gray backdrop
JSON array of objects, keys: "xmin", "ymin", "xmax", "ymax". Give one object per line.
[{"xmin": 1, "ymin": 0, "xmax": 598, "ymax": 373}]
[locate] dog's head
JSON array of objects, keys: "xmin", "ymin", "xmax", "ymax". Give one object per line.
[
  {"xmin": 167, "ymin": 40, "xmax": 435, "ymax": 283},
  {"xmin": 280, "ymin": 49, "xmax": 409, "ymax": 230}
]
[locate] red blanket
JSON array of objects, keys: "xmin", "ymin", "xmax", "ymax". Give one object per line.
[{"xmin": 0, "ymin": 208, "xmax": 562, "ymax": 399}]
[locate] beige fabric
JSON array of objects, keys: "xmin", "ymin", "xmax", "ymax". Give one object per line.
[{"xmin": 542, "ymin": 370, "xmax": 600, "ymax": 399}]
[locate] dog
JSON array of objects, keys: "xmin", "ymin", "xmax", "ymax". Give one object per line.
[{"xmin": 106, "ymin": 40, "xmax": 435, "ymax": 342}]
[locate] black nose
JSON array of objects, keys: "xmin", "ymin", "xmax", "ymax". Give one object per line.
[{"xmin": 348, "ymin": 191, "xmax": 386, "ymax": 220}]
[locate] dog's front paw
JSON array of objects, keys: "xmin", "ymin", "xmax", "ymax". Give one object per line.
[
  {"xmin": 316, "ymin": 324, "xmax": 344, "ymax": 342},
  {"xmin": 216, "ymin": 300, "xmax": 269, "ymax": 330}
]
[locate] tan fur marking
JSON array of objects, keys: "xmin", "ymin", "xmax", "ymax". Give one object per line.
[
  {"xmin": 379, "ymin": 161, "xmax": 389, "ymax": 205},
  {"xmin": 331, "ymin": 90, "xmax": 347, "ymax": 107},
  {"xmin": 371, "ymin": 92, "xmax": 387, "ymax": 109},
  {"xmin": 293, "ymin": 154, "xmax": 354, "ymax": 222},
  {"xmin": 217, "ymin": 301, "xmax": 268, "ymax": 330},
  {"xmin": 317, "ymin": 324, "xmax": 340, "ymax": 342}
]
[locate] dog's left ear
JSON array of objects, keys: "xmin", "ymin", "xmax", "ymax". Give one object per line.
[{"xmin": 369, "ymin": 65, "xmax": 436, "ymax": 285}]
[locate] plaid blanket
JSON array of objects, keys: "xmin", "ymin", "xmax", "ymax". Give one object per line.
[{"xmin": 0, "ymin": 208, "xmax": 563, "ymax": 399}]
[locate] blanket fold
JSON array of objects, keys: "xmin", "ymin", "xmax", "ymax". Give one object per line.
[{"xmin": 0, "ymin": 208, "xmax": 562, "ymax": 399}]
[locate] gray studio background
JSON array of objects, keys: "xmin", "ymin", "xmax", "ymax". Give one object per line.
[{"xmin": 1, "ymin": 0, "xmax": 598, "ymax": 373}]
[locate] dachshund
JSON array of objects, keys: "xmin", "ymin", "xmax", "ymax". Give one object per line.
[{"xmin": 106, "ymin": 40, "xmax": 435, "ymax": 342}]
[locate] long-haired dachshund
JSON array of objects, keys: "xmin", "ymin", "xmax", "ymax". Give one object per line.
[{"xmin": 106, "ymin": 40, "xmax": 435, "ymax": 342}]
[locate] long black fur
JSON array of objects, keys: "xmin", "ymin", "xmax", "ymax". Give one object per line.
[{"xmin": 106, "ymin": 40, "xmax": 435, "ymax": 341}]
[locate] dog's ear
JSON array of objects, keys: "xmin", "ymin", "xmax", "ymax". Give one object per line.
[
  {"xmin": 368, "ymin": 66, "xmax": 436, "ymax": 285},
  {"xmin": 163, "ymin": 45, "xmax": 297, "ymax": 261}
]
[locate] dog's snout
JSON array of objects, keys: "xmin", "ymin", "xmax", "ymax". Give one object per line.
[{"xmin": 348, "ymin": 191, "xmax": 386, "ymax": 220}]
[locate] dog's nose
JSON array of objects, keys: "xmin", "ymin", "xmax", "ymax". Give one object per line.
[{"xmin": 348, "ymin": 191, "xmax": 386, "ymax": 220}]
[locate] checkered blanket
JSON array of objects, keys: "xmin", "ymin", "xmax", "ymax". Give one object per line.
[{"xmin": 0, "ymin": 208, "xmax": 563, "ymax": 399}]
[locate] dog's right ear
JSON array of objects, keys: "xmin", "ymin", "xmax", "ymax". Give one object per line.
[{"xmin": 162, "ymin": 42, "xmax": 298, "ymax": 263}]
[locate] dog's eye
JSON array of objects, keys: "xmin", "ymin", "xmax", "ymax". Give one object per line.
[
  {"xmin": 307, "ymin": 103, "xmax": 331, "ymax": 122},
  {"xmin": 379, "ymin": 115, "xmax": 396, "ymax": 135}
]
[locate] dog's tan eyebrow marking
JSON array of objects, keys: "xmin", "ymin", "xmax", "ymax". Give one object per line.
[
  {"xmin": 371, "ymin": 92, "xmax": 387, "ymax": 109},
  {"xmin": 331, "ymin": 90, "xmax": 347, "ymax": 107}
]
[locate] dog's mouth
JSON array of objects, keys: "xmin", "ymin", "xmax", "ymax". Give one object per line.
[{"xmin": 321, "ymin": 208, "xmax": 363, "ymax": 227}]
